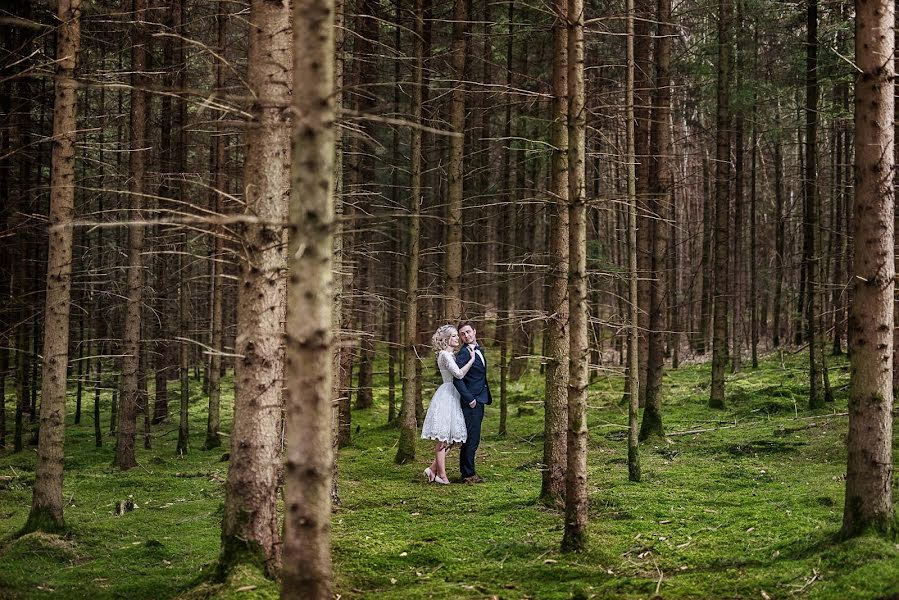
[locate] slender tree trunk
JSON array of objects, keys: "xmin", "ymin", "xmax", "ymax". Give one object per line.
[
  {"xmin": 281, "ymin": 0, "xmax": 336, "ymax": 593},
  {"xmin": 23, "ymin": 0, "xmax": 81, "ymax": 533},
  {"xmin": 115, "ymin": 0, "xmax": 147, "ymax": 471},
  {"xmin": 444, "ymin": 0, "xmax": 468, "ymax": 322},
  {"xmin": 731, "ymin": 53, "xmax": 744, "ymax": 375},
  {"xmin": 772, "ymin": 109, "xmax": 785, "ymax": 348},
  {"xmin": 832, "ymin": 80, "xmax": 847, "ymax": 356},
  {"xmin": 396, "ymin": 0, "xmax": 425, "ymax": 465},
  {"xmin": 640, "ymin": 0, "xmax": 671, "ymax": 441},
  {"xmin": 709, "ymin": 0, "xmax": 732, "ymax": 409},
  {"xmin": 496, "ymin": 0, "xmax": 516, "ymax": 438},
  {"xmin": 175, "ymin": 0, "xmax": 191, "ymax": 455},
  {"xmin": 219, "ymin": 0, "xmax": 291, "ymax": 576},
  {"xmin": 625, "ymin": 0, "xmax": 642, "ymax": 480},
  {"xmin": 750, "ymin": 97, "xmax": 759, "ymax": 368},
  {"xmin": 334, "ymin": 7, "xmax": 352, "ymax": 447},
  {"xmin": 541, "ymin": 0, "xmax": 569, "ymax": 509},
  {"xmin": 804, "ymin": 0, "xmax": 822, "ymax": 409},
  {"xmin": 634, "ymin": 0, "xmax": 653, "ymax": 407},
  {"xmin": 204, "ymin": 1, "xmax": 227, "ymax": 451},
  {"xmin": 697, "ymin": 154, "xmax": 713, "ymax": 354},
  {"xmin": 842, "ymin": 0, "xmax": 894, "ymax": 537},
  {"xmin": 329, "ymin": 0, "xmax": 346, "ymax": 506},
  {"xmin": 562, "ymin": 0, "xmax": 589, "ymax": 553}
]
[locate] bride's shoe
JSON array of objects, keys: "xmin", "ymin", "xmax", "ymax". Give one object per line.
[
  {"xmin": 435, "ymin": 475, "xmax": 450, "ymax": 485},
  {"xmin": 423, "ymin": 467, "xmax": 436, "ymax": 483}
]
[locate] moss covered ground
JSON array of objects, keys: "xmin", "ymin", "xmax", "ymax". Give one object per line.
[{"xmin": 1, "ymin": 348, "xmax": 897, "ymax": 599}]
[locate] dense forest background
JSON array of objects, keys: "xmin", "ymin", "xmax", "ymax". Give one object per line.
[{"xmin": 0, "ymin": 0, "xmax": 897, "ymax": 597}]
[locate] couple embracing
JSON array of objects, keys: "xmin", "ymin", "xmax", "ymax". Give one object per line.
[{"xmin": 421, "ymin": 321, "xmax": 491, "ymax": 485}]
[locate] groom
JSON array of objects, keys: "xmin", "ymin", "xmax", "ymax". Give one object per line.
[{"xmin": 453, "ymin": 321, "xmax": 492, "ymax": 483}]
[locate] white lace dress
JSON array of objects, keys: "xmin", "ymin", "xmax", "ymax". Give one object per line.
[{"xmin": 420, "ymin": 350, "xmax": 468, "ymax": 444}]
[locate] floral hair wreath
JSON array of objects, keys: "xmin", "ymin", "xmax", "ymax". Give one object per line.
[{"xmin": 431, "ymin": 324, "xmax": 458, "ymax": 355}]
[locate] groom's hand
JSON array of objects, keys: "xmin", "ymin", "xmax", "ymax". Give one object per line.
[{"xmin": 469, "ymin": 400, "xmax": 476, "ymax": 408}]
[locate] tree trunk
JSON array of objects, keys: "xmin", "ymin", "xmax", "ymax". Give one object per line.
[
  {"xmin": 634, "ymin": 0, "xmax": 653, "ymax": 408},
  {"xmin": 697, "ymin": 153, "xmax": 713, "ymax": 354},
  {"xmin": 804, "ymin": 0, "xmax": 822, "ymax": 409},
  {"xmin": 562, "ymin": 0, "xmax": 588, "ymax": 553},
  {"xmin": 709, "ymin": 0, "xmax": 732, "ymax": 409},
  {"xmin": 281, "ymin": 0, "xmax": 337, "ymax": 593},
  {"xmin": 204, "ymin": 0, "xmax": 227, "ymax": 451},
  {"xmin": 541, "ymin": 0, "xmax": 569, "ymax": 509},
  {"xmin": 396, "ymin": 0, "xmax": 425, "ymax": 466},
  {"xmin": 175, "ymin": 0, "xmax": 191, "ymax": 455},
  {"xmin": 625, "ymin": 0, "xmax": 642, "ymax": 481},
  {"xmin": 772, "ymin": 108, "xmax": 785, "ymax": 348},
  {"xmin": 334, "ymin": 15, "xmax": 352, "ymax": 447},
  {"xmin": 23, "ymin": 0, "xmax": 81, "ymax": 533},
  {"xmin": 444, "ymin": 0, "xmax": 468, "ymax": 322},
  {"xmin": 842, "ymin": 0, "xmax": 894, "ymax": 537},
  {"xmin": 750, "ymin": 97, "xmax": 759, "ymax": 368},
  {"xmin": 640, "ymin": 0, "xmax": 671, "ymax": 441},
  {"xmin": 115, "ymin": 0, "xmax": 147, "ymax": 471},
  {"xmin": 731, "ymin": 75, "xmax": 744, "ymax": 374},
  {"xmin": 219, "ymin": 0, "xmax": 291, "ymax": 576}
]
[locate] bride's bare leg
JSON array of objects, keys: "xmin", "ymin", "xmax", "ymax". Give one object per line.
[{"xmin": 436, "ymin": 443, "xmax": 449, "ymax": 480}]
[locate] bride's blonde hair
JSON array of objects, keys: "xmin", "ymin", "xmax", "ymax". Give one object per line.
[{"xmin": 431, "ymin": 324, "xmax": 458, "ymax": 354}]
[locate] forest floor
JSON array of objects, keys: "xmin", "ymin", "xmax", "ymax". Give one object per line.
[{"xmin": 0, "ymin": 347, "xmax": 898, "ymax": 599}]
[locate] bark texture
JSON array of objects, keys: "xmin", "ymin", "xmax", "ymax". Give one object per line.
[
  {"xmin": 219, "ymin": 0, "xmax": 291, "ymax": 576},
  {"xmin": 24, "ymin": 0, "xmax": 82, "ymax": 532},
  {"xmin": 115, "ymin": 0, "xmax": 147, "ymax": 471},
  {"xmin": 842, "ymin": 0, "xmax": 895, "ymax": 538},
  {"xmin": 541, "ymin": 0, "xmax": 569, "ymax": 508},
  {"xmin": 562, "ymin": 0, "xmax": 588, "ymax": 553},
  {"xmin": 281, "ymin": 0, "xmax": 336, "ymax": 593},
  {"xmin": 396, "ymin": 0, "xmax": 425, "ymax": 466},
  {"xmin": 709, "ymin": 0, "xmax": 732, "ymax": 409}
]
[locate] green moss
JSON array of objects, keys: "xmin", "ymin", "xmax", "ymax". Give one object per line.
[
  {"xmin": 1, "ymin": 351, "xmax": 898, "ymax": 598},
  {"xmin": 19, "ymin": 508, "xmax": 67, "ymax": 537}
]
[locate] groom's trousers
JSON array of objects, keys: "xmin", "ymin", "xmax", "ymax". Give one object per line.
[{"xmin": 460, "ymin": 401, "xmax": 484, "ymax": 478}]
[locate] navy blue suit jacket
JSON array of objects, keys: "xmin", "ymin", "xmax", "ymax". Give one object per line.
[{"xmin": 453, "ymin": 345, "xmax": 492, "ymax": 406}]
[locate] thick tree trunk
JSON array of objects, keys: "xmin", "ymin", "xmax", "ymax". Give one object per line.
[
  {"xmin": 115, "ymin": 0, "xmax": 147, "ymax": 471},
  {"xmin": 842, "ymin": 0, "xmax": 895, "ymax": 538},
  {"xmin": 281, "ymin": 0, "xmax": 336, "ymax": 593},
  {"xmin": 23, "ymin": 0, "xmax": 81, "ymax": 533},
  {"xmin": 709, "ymin": 0, "xmax": 732, "ymax": 409},
  {"xmin": 541, "ymin": 0, "xmax": 569, "ymax": 509},
  {"xmin": 219, "ymin": 0, "xmax": 291, "ymax": 576},
  {"xmin": 562, "ymin": 0, "xmax": 588, "ymax": 553}
]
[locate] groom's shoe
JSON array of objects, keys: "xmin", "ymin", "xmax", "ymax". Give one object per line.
[{"xmin": 463, "ymin": 474, "xmax": 485, "ymax": 484}]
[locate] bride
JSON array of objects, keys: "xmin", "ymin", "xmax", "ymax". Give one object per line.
[{"xmin": 421, "ymin": 324, "xmax": 477, "ymax": 484}]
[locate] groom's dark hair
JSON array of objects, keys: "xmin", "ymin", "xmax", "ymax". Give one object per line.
[{"xmin": 457, "ymin": 320, "xmax": 475, "ymax": 331}]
